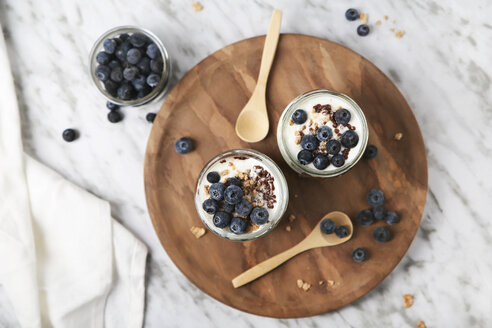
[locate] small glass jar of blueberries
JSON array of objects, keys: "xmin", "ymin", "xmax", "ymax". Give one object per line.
[{"xmin": 89, "ymin": 26, "xmax": 171, "ymax": 108}]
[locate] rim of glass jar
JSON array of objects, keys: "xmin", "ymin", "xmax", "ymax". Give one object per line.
[
  {"xmin": 276, "ymin": 89, "xmax": 369, "ymax": 178},
  {"xmin": 194, "ymin": 149, "xmax": 289, "ymax": 242},
  {"xmin": 88, "ymin": 25, "xmax": 171, "ymax": 107}
]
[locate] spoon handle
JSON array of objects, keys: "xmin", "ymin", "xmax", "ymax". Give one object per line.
[
  {"xmin": 255, "ymin": 9, "xmax": 282, "ymax": 93},
  {"xmin": 232, "ymin": 241, "xmax": 308, "ymax": 288}
]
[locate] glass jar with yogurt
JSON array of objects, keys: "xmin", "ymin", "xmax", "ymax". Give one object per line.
[
  {"xmin": 195, "ymin": 149, "xmax": 289, "ymax": 241},
  {"xmin": 277, "ymin": 90, "xmax": 368, "ymax": 177}
]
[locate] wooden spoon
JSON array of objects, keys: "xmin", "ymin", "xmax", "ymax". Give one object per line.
[
  {"xmin": 232, "ymin": 211, "xmax": 353, "ymax": 288},
  {"xmin": 235, "ymin": 9, "xmax": 282, "ymax": 143}
]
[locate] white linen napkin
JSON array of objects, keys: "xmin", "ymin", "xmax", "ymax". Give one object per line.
[{"xmin": 0, "ymin": 21, "xmax": 148, "ymax": 328}]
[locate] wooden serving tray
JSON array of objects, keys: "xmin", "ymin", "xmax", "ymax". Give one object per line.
[{"xmin": 144, "ymin": 34, "xmax": 427, "ymax": 318}]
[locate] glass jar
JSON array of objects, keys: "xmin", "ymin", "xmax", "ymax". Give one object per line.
[
  {"xmin": 195, "ymin": 149, "xmax": 289, "ymax": 242},
  {"xmin": 277, "ymin": 89, "xmax": 368, "ymax": 177},
  {"xmin": 88, "ymin": 25, "xmax": 171, "ymax": 107}
]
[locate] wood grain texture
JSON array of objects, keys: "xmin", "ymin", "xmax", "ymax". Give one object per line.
[{"xmin": 144, "ymin": 34, "xmax": 428, "ymax": 318}]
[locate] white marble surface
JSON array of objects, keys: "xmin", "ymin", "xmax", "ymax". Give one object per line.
[{"xmin": 1, "ymin": 0, "xmax": 492, "ymax": 327}]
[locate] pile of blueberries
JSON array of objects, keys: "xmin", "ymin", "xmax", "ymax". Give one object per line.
[
  {"xmin": 202, "ymin": 171, "xmax": 270, "ymax": 235},
  {"xmin": 292, "ymin": 108, "xmax": 359, "ymax": 170}
]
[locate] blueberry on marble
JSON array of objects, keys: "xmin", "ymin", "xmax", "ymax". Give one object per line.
[
  {"xmin": 313, "ymin": 154, "xmax": 330, "ymax": 170},
  {"xmin": 146, "ymin": 112, "xmax": 156, "ymax": 123},
  {"xmin": 150, "ymin": 58, "xmax": 164, "ymax": 73},
  {"xmin": 384, "ymin": 211, "xmax": 400, "ymax": 225},
  {"xmin": 107, "ymin": 110, "xmax": 123, "ymax": 123},
  {"xmin": 352, "ymin": 248, "xmax": 367, "ymax": 263},
  {"xmin": 224, "ymin": 185, "xmax": 244, "ymax": 205},
  {"xmin": 291, "ymin": 109, "xmax": 307, "ymax": 124},
  {"xmin": 297, "ymin": 150, "xmax": 314, "ymax": 165},
  {"xmin": 226, "ymin": 177, "xmax": 242, "ymax": 187},
  {"xmin": 175, "ymin": 137, "xmax": 193, "ymax": 154},
  {"xmin": 146, "ymin": 43, "xmax": 160, "ymax": 59},
  {"xmin": 320, "ymin": 218, "xmax": 336, "ymax": 234},
  {"xmin": 95, "ymin": 65, "xmax": 110, "ymax": 81},
  {"xmin": 331, "ymin": 154, "xmax": 345, "ymax": 167},
  {"xmin": 326, "ymin": 139, "xmax": 341, "ymax": 155},
  {"xmin": 110, "ymin": 66, "xmax": 123, "ymax": 83},
  {"xmin": 116, "ymin": 82, "xmax": 135, "ymax": 100},
  {"xmin": 372, "ymin": 206, "xmax": 385, "ymax": 220},
  {"xmin": 209, "ymin": 183, "xmax": 226, "ymax": 201},
  {"xmin": 357, "ymin": 24, "xmax": 370, "ymax": 36},
  {"xmin": 366, "ymin": 189, "xmax": 385, "ymax": 207},
  {"xmin": 221, "ymin": 201, "xmax": 235, "ymax": 214},
  {"xmin": 356, "ymin": 209, "xmax": 374, "ymax": 226},
  {"xmin": 250, "ymin": 207, "xmax": 269, "ymax": 225},
  {"xmin": 345, "ymin": 8, "xmax": 359, "ymax": 21},
  {"xmin": 363, "ymin": 145, "xmax": 378, "ymax": 159},
  {"xmin": 123, "ymin": 66, "xmax": 139, "ymax": 81},
  {"xmin": 137, "ymin": 57, "xmax": 151, "ymax": 75},
  {"xmin": 316, "ymin": 126, "xmax": 333, "ymax": 141},
  {"xmin": 213, "ymin": 211, "xmax": 231, "ymax": 228},
  {"xmin": 106, "ymin": 101, "xmax": 119, "ymax": 111},
  {"xmin": 334, "ymin": 108, "xmax": 351, "ymax": 124},
  {"xmin": 335, "ymin": 226, "xmax": 349, "ymax": 238},
  {"xmin": 96, "ymin": 51, "xmax": 111, "ymax": 65},
  {"xmin": 235, "ymin": 199, "xmax": 253, "ymax": 217},
  {"xmin": 300, "ymin": 135, "xmax": 319, "ymax": 151},
  {"xmin": 146, "ymin": 73, "xmax": 161, "ymax": 87},
  {"xmin": 373, "ymin": 226, "xmax": 391, "ymax": 243},
  {"xmin": 206, "ymin": 171, "xmax": 220, "ymax": 183},
  {"xmin": 62, "ymin": 128, "xmax": 77, "ymax": 142},
  {"xmin": 103, "ymin": 38, "xmax": 117, "ymax": 54},
  {"xmin": 230, "ymin": 217, "xmax": 247, "ymax": 234},
  {"xmin": 202, "ymin": 199, "xmax": 218, "ymax": 214},
  {"xmin": 129, "ymin": 33, "xmax": 148, "ymax": 47},
  {"xmin": 340, "ymin": 130, "xmax": 359, "ymax": 148},
  {"xmin": 127, "ymin": 48, "xmax": 142, "ymax": 65}
]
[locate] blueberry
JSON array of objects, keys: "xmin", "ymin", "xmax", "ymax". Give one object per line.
[
  {"xmin": 104, "ymin": 80, "xmax": 119, "ymax": 97},
  {"xmin": 250, "ymin": 207, "xmax": 269, "ymax": 225},
  {"xmin": 110, "ymin": 66, "xmax": 123, "ymax": 82},
  {"xmin": 357, "ymin": 24, "xmax": 370, "ymax": 36},
  {"xmin": 226, "ymin": 177, "xmax": 242, "ymax": 187},
  {"xmin": 108, "ymin": 60, "xmax": 120, "ymax": 69},
  {"xmin": 235, "ymin": 199, "xmax": 253, "ymax": 216},
  {"xmin": 326, "ymin": 140, "xmax": 341, "ymax": 155},
  {"xmin": 116, "ymin": 82, "xmax": 136, "ymax": 100},
  {"xmin": 372, "ymin": 206, "xmax": 385, "ymax": 220},
  {"xmin": 352, "ymin": 248, "xmax": 367, "ymax": 263},
  {"xmin": 335, "ymin": 226, "xmax": 349, "ymax": 238},
  {"xmin": 123, "ymin": 66, "xmax": 139, "ymax": 81},
  {"xmin": 366, "ymin": 189, "xmax": 385, "ymax": 207},
  {"xmin": 108, "ymin": 110, "xmax": 123, "ymax": 123},
  {"xmin": 132, "ymin": 74, "xmax": 147, "ymax": 91},
  {"xmin": 384, "ymin": 211, "xmax": 399, "ymax": 225},
  {"xmin": 137, "ymin": 87, "xmax": 152, "ymax": 99},
  {"xmin": 224, "ymin": 185, "xmax": 243, "ymax": 205},
  {"xmin": 146, "ymin": 43, "xmax": 160, "ymax": 59},
  {"xmin": 334, "ymin": 108, "xmax": 351, "ymax": 124},
  {"xmin": 313, "ymin": 154, "xmax": 330, "ymax": 170},
  {"xmin": 146, "ymin": 73, "xmax": 161, "ymax": 87},
  {"xmin": 127, "ymin": 48, "xmax": 142, "ymax": 65},
  {"xmin": 320, "ymin": 218, "xmax": 336, "ymax": 234},
  {"xmin": 202, "ymin": 199, "xmax": 218, "ymax": 214},
  {"xmin": 103, "ymin": 39, "xmax": 117, "ymax": 54},
  {"xmin": 297, "ymin": 150, "xmax": 314, "ymax": 165},
  {"xmin": 230, "ymin": 217, "xmax": 247, "ymax": 234},
  {"xmin": 146, "ymin": 112, "xmax": 156, "ymax": 123},
  {"xmin": 291, "ymin": 109, "xmax": 307, "ymax": 124},
  {"xmin": 300, "ymin": 135, "xmax": 319, "ymax": 151},
  {"xmin": 331, "ymin": 154, "xmax": 345, "ymax": 167},
  {"xmin": 356, "ymin": 209, "xmax": 374, "ymax": 226},
  {"xmin": 175, "ymin": 137, "xmax": 193, "ymax": 154},
  {"xmin": 95, "ymin": 65, "xmax": 110, "ymax": 81},
  {"xmin": 206, "ymin": 171, "xmax": 220, "ymax": 183},
  {"xmin": 345, "ymin": 8, "xmax": 359, "ymax": 21},
  {"xmin": 340, "ymin": 130, "xmax": 359, "ymax": 148},
  {"xmin": 62, "ymin": 128, "xmax": 77, "ymax": 142},
  {"xmin": 150, "ymin": 58, "xmax": 163, "ymax": 73},
  {"xmin": 363, "ymin": 145, "xmax": 378, "ymax": 159},
  {"xmin": 220, "ymin": 201, "xmax": 235, "ymax": 214},
  {"xmin": 136, "ymin": 57, "xmax": 151, "ymax": 75},
  {"xmin": 213, "ymin": 211, "xmax": 231, "ymax": 228},
  {"xmin": 373, "ymin": 227, "xmax": 391, "ymax": 243},
  {"xmin": 316, "ymin": 126, "xmax": 333, "ymax": 141},
  {"xmin": 129, "ymin": 33, "xmax": 148, "ymax": 47},
  {"xmin": 106, "ymin": 101, "xmax": 120, "ymax": 111},
  {"xmin": 209, "ymin": 183, "xmax": 225, "ymax": 201},
  {"xmin": 96, "ymin": 51, "xmax": 111, "ymax": 65},
  {"xmin": 118, "ymin": 33, "xmax": 130, "ymax": 42},
  {"xmin": 115, "ymin": 41, "xmax": 132, "ymax": 61}
]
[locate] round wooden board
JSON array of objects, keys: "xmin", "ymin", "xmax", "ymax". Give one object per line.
[{"xmin": 144, "ymin": 34, "xmax": 427, "ymax": 318}]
